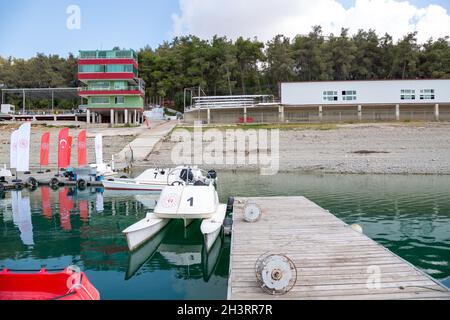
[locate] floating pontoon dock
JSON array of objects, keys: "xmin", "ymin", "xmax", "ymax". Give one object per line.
[
  {"xmin": 0, "ymin": 171, "xmax": 104, "ymax": 191},
  {"xmin": 228, "ymin": 196, "xmax": 450, "ymax": 300}
]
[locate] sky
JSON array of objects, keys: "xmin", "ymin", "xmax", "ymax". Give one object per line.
[{"xmin": 0, "ymin": 0, "xmax": 450, "ymax": 59}]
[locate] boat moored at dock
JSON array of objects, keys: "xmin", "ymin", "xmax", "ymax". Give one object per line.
[
  {"xmin": 123, "ymin": 181, "xmax": 226, "ymax": 252},
  {"xmin": 102, "ymin": 165, "xmax": 217, "ymax": 191}
]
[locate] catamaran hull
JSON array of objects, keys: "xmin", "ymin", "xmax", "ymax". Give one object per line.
[
  {"xmin": 123, "ymin": 215, "xmax": 170, "ymax": 251},
  {"xmin": 201, "ymin": 204, "xmax": 227, "ymax": 253}
]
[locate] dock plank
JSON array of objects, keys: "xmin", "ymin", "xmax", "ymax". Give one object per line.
[{"xmin": 228, "ymin": 196, "xmax": 450, "ymax": 300}]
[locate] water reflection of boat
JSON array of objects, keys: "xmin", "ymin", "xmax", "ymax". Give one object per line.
[
  {"xmin": 1, "ymin": 197, "xmax": 12, "ymax": 222},
  {"xmin": 125, "ymin": 221, "xmax": 171, "ymax": 280},
  {"xmin": 134, "ymin": 194, "xmax": 159, "ymax": 210},
  {"xmin": 11, "ymin": 191, "xmax": 34, "ymax": 246},
  {"xmin": 125, "ymin": 221, "xmax": 223, "ymax": 281},
  {"xmin": 68, "ymin": 188, "xmax": 157, "ymax": 211}
]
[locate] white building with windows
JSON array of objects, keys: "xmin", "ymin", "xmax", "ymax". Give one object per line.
[
  {"xmin": 183, "ymin": 79, "xmax": 450, "ymax": 124},
  {"xmin": 280, "ymin": 80, "xmax": 449, "ymax": 106},
  {"xmin": 278, "ymin": 79, "xmax": 450, "ymax": 122}
]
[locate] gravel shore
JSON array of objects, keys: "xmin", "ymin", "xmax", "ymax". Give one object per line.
[
  {"xmin": 143, "ymin": 122, "xmax": 450, "ymax": 174},
  {"xmin": 1, "ymin": 121, "xmax": 449, "ymax": 174}
]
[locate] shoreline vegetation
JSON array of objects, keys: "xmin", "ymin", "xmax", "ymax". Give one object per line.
[{"xmin": 1, "ymin": 26, "xmax": 450, "ymax": 111}]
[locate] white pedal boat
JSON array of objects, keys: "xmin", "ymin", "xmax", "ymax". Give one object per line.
[
  {"xmin": 103, "ymin": 166, "xmax": 216, "ymax": 192},
  {"xmin": 123, "ymin": 182, "xmax": 226, "ymax": 252},
  {"xmin": 90, "ymin": 163, "xmax": 117, "ymax": 177},
  {"xmin": 0, "ymin": 164, "xmax": 12, "ymax": 179}
]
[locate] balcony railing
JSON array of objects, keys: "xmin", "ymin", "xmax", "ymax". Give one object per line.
[
  {"xmin": 79, "ymin": 50, "xmax": 138, "ymax": 61},
  {"xmin": 79, "ymin": 86, "xmax": 145, "ymax": 93}
]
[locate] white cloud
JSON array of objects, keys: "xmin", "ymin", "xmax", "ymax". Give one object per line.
[{"xmin": 171, "ymin": 0, "xmax": 450, "ymax": 43}]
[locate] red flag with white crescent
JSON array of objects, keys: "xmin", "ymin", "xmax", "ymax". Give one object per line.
[
  {"xmin": 78, "ymin": 130, "xmax": 87, "ymax": 166},
  {"xmin": 57, "ymin": 128, "xmax": 69, "ymax": 169},
  {"xmin": 67, "ymin": 136, "xmax": 73, "ymax": 166},
  {"xmin": 40, "ymin": 132, "xmax": 50, "ymax": 166}
]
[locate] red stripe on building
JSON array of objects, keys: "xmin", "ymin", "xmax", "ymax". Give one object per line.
[
  {"xmin": 78, "ymin": 59, "xmax": 139, "ymax": 69},
  {"xmin": 78, "ymin": 73, "xmax": 135, "ymax": 80},
  {"xmin": 79, "ymin": 90, "xmax": 144, "ymax": 97}
]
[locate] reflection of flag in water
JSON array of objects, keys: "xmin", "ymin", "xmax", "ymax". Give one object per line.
[
  {"xmin": 59, "ymin": 188, "xmax": 73, "ymax": 231},
  {"xmin": 96, "ymin": 192, "xmax": 104, "ymax": 213},
  {"xmin": 11, "ymin": 191, "xmax": 34, "ymax": 246},
  {"xmin": 79, "ymin": 200, "xmax": 88, "ymax": 222},
  {"xmin": 41, "ymin": 187, "xmax": 52, "ymax": 219}
]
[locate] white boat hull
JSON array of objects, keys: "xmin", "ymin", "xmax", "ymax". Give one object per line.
[
  {"xmin": 123, "ymin": 213, "xmax": 170, "ymax": 251},
  {"xmin": 200, "ymin": 204, "xmax": 226, "ymax": 253},
  {"xmin": 103, "ymin": 179, "xmax": 166, "ymax": 192}
]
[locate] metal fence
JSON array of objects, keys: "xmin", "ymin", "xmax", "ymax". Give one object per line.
[{"xmin": 184, "ymin": 107, "xmax": 447, "ymax": 124}]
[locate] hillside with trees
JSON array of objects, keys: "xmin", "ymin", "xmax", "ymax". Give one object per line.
[{"xmin": 1, "ymin": 26, "xmax": 449, "ymax": 110}]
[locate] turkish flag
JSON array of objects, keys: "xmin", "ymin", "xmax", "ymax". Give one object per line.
[
  {"xmin": 40, "ymin": 132, "xmax": 50, "ymax": 166},
  {"xmin": 67, "ymin": 136, "xmax": 73, "ymax": 166},
  {"xmin": 57, "ymin": 128, "xmax": 70, "ymax": 169},
  {"xmin": 78, "ymin": 130, "xmax": 87, "ymax": 166}
]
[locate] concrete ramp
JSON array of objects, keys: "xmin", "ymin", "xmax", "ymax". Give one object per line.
[{"xmin": 115, "ymin": 120, "xmax": 177, "ymax": 164}]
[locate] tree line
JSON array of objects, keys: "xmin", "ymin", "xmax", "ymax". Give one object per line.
[{"xmin": 1, "ymin": 26, "xmax": 449, "ymax": 110}]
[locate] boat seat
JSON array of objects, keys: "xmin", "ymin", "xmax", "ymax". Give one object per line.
[{"xmin": 179, "ymin": 169, "xmax": 194, "ymax": 182}]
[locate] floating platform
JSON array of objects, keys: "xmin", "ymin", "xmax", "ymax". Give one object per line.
[
  {"xmin": 228, "ymin": 196, "xmax": 450, "ymax": 300},
  {"xmin": 0, "ymin": 170, "xmax": 104, "ymax": 191}
]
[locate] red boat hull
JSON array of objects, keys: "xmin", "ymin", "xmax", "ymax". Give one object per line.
[{"xmin": 0, "ymin": 268, "xmax": 100, "ymax": 300}]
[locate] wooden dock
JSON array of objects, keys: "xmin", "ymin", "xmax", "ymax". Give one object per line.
[{"xmin": 228, "ymin": 196, "xmax": 450, "ymax": 300}]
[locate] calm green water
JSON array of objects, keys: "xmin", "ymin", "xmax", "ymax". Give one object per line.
[{"xmin": 1, "ymin": 173, "xmax": 449, "ymax": 299}]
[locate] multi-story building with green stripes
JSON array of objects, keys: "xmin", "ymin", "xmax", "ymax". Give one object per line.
[{"xmin": 78, "ymin": 49, "xmax": 145, "ymax": 125}]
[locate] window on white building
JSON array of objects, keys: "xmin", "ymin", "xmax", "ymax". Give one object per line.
[
  {"xmin": 401, "ymin": 89, "xmax": 416, "ymax": 100},
  {"xmin": 420, "ymin": 89, "xmax": 435, "ymax": 100},
  {"xmin": 323, "ymin": 91, "xmax": 338, "ymax": 101},
  {"xmin": 342, "ymin": 90, "xmax": 357, "ymax": 101}
]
